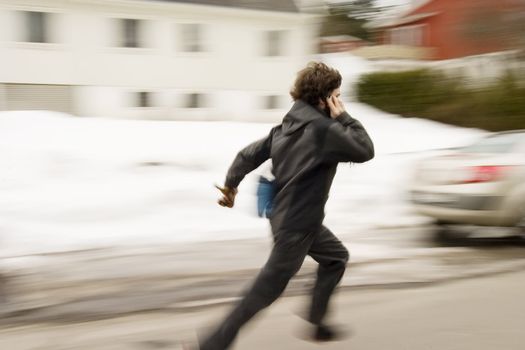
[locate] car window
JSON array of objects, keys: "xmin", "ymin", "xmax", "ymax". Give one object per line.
[{"xmin": 462, "ymin": 133, "xmax": 525, "ymax": 154}]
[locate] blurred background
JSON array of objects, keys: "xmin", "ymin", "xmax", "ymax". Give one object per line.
[{"xmin": 0, "ymin": 1, "xmax": 524, "ymax": 349}]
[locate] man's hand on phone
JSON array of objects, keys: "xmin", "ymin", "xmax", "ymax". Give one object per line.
[
  {"xmin": 215, "ymin": 185, "xmax": 237, "ymax": 208},
  {"xmin": 326, "ymin": 95, "xmax": 346, "ymax": 119}
]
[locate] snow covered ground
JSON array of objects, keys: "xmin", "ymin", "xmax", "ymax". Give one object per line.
[{"xmin": 0, "ymin": 102, "xmax": 486, "ymax": 258}]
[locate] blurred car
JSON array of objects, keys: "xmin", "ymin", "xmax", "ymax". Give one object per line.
[{"xmin": 410, "ymin": 130, "xmax": 525, "ymax": 237}]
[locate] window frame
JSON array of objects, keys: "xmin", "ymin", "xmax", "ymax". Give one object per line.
[
  {"xmin": 120, "ymin": 18, "xmax": 142, "ymax": 48},
  {"xmin": 179, "ymin": 23, "xmax": 204, "ymax": 53},
  {"xmin": 24, "ymin": 11, "xmax": 49, "ymax": 43}
]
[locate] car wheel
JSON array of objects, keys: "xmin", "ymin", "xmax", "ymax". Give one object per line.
[{"xmin": 433, "ymin": 221, "xmax": 469, "ymax": 244}]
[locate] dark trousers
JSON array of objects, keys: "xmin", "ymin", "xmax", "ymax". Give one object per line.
[{"xmin": 199, "ymin": 226, "xmax": 349, "ymax": 350}]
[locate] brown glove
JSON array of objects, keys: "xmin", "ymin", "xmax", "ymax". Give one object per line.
[{"xmin": 215, "ymin": 185, "xmax": 238, "ymax": 208}]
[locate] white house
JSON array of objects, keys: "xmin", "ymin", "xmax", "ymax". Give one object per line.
[{"xmin": 0, "ymin": 0, "xmax": 319, "ymax": 121}]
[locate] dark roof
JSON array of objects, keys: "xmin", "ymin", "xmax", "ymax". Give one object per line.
[{"xmin": 146, "ymin": 0, "xmax": 299, "ymax": 13}]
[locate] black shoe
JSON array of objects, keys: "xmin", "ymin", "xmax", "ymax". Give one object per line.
[{"xmin": 312, "ymin": 324, "xmax": 348, "ymax": 342}]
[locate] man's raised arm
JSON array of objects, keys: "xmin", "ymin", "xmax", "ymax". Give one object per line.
[{"xmin": 224, "ymin": 128, "xmax": 275, "ymax": 189}]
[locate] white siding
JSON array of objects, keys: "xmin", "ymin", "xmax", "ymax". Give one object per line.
[{"xmin": 0, "ymin": 0, "xmax": 317, "ymax": 121}]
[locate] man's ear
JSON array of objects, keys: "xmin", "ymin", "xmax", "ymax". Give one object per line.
[{"xmin": 318, "ymin": 98, "xmax": 326, "ymax": 108}]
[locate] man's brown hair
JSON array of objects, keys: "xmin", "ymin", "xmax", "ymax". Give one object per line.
[{"xmin": 290, "ymin": 62, "xmax": 342, "ymax": 107}]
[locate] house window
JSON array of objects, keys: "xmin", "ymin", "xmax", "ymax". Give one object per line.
[
  {"xmin": 24, "ymin": 11, "xmax": 49, "ymax": 43},
  {"xmin": 390, "ymin": 25, "xmax": 424, "ymax": 46},
  {"xmin": 136, "ymin": 91, "xmax": 151, "ymax": 107},
  {"xmin": 185, "ymin": 93, "xmax": 206, "ymax": 108},
  {"xmin": 265, "ymin": 30, "xmax": 285, "ymax": 56},
  {"xmin": 121, "ymin": 19, "xmax": 142, "ymax": 48},
  {"xmin": 264, "ymin": 95, "xmax": 280, "ymax": 109},
  {"xmin": 180, "ymin": 23, "xmax": 203, "ymax": 52}
]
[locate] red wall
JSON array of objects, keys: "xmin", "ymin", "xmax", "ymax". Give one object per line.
[{"xmin": 384, "ymin": 0, "xmax": 522, "ymax": 60}]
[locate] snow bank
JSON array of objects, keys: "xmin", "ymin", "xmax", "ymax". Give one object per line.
[{"xmin": 0, "ymin": 105, "xmax": 484, "ymax": 257}]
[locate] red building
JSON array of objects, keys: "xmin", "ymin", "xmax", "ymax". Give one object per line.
[{"xmin": 370, "ymin": 0, "xmax": 525, "ymax": 60}]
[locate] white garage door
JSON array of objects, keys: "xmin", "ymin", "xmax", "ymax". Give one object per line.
[{"xmin": 2, "ymin": 83, "xmax": 74, "ymax": 114}]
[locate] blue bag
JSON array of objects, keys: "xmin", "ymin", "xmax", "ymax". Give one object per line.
[{"xmin": 256, "ymin": 176, "xmax": 275, "ymax": 218}]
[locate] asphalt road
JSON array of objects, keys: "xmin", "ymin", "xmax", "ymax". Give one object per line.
[
  {"xmin": 1, "ymin": 267, "xmax": 524, "ymax": 350},
  {"xmin": 1, "ymin": 225, "xmax": 525, "ymax": 324}
]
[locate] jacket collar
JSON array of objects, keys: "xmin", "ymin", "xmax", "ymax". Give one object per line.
[{"xmin": 282, "ymin": 100, "xmax": 325, "ymax": 135}]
